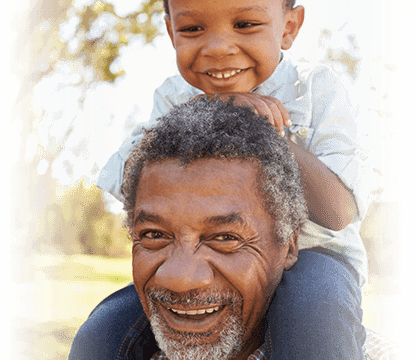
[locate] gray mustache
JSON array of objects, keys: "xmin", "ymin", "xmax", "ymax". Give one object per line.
[{"xmin": 146, "ymin": 287, "xmax": 243, "ymax": 309}]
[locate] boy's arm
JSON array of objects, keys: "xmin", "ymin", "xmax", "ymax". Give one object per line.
[
  {"xmin": 287, "ymin": 139, "xmax": 357, "ymax": 231},
  {"xmin": 97, "ymin": 76, "xmax": 199, "ymax": 201},
  {"xmin": 197, "ymin": 91, "xmax": 363, "ymax": 231}
]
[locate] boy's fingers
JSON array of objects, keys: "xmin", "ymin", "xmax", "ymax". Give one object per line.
[
  {"xmin": 263, "ymin": 96, "xmax": 292, "ymax": 127},
  {"xmin": 193, "ymin": 94, "xmax": 288, "ymax": 136},
  {"xmin": 249, "ymin": 99, "xmax": 274, "ymax": 126},
  {"xmin": 232, "ymin": 95, "xmax": 283, "ymax": 134},
  {"xmin": 225, "ymin": 94, "xmax": 261, "ymax": 115},
  {"xmin": 261, "ymin": 99, "xmax": 285, "ymax": 136}
]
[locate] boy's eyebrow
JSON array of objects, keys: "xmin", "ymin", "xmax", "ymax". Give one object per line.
[
  {"xmin": 231, "ymin": 5, "xmax": 269, "ymax": 15},
  {"xmin": 174, "ymin": 5, "xmax": 269, "ymax": 19}
]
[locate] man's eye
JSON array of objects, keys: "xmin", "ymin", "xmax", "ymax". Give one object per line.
[
  {"xmin": 235, "ymin": 22, "xmax": 258, "ymax": 29},
  {"xmin": 214, "ymin": 234, "xmax": 238, "ymax": 241},
  {"xmin": 142, "ymin": 231, "xmax": 165, "ymax": 239}
]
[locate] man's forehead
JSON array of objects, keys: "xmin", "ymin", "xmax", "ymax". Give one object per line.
[
  {"xmin": 134, "ymin": 158, "xmax": 268, "ymax": 225},
  {"xmin": 138, "ymin": 158, "xmax": 262, "ymax": 189}
]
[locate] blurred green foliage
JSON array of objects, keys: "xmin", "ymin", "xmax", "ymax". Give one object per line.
[
  {"xmin": 10, "ymin": 0, "xmax": 163, "ymax": 101},
  {"xmin": 34, "ymin": 179, "xmax": 131, "ymax": 257},
  {"xmin": 11, "ymin": 182, "xmax": 131, "ymax": 282},
  {"xmin": 14, "ymin": 0, "xmax": 164, "ymax": 258}
]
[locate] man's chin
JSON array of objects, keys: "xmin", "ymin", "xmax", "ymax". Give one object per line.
[{"xmin": 149, "ymin": 305, "xmax": 245, "ymax": 360}]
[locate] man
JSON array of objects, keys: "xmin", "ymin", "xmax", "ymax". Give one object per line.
[{"xmin": 69, "ymin": 98, "xmax": 364, "ymax": 359}]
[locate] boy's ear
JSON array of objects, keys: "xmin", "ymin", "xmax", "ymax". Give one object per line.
[
  {"xmin": 281, "ymin": 6, "xmax": 305, "ymax": 50},
  {"xmin": 164, "ymin": 15, "xmax": 176, "ymax": 49}
]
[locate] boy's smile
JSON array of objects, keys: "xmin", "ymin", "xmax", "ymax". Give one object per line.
[{"xmin": 165, "ymin": 0, "xmax": 304, "ymax": 94}]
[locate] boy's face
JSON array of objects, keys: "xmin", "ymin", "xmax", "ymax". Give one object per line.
[{"xmin": 165, "ymin": 0, "xmax": 304, "ymax": 94}]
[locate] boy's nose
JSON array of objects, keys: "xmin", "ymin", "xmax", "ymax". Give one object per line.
[
  {"xmin": 153, "ymin": 247, "xmax": 214, "ymax": 293},
  {"xmin": 200, "ymin": 33, "xmax": 238, "ymax": 58}
]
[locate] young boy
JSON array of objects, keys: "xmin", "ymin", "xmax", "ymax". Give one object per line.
[{"xmin": 97, "ymin": 0, "xmax": 371, "ymax": 358}]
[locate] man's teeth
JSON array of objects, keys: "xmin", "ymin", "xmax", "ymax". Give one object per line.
[
  {"xmin": 206, "ymin": 69, "xmax": 242, "ymax": 79},
  {"xmin": 169, "ymin": 306, "xmax": 220, "ymax": 315}
]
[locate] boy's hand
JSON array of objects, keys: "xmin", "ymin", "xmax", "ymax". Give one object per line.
[{"xmin": 194, "ymin": 93, "xmax": 292, "ymax": 137}]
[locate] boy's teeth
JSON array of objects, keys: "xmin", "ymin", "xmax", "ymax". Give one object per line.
[
  {"xmin": 170, "ymin": 306, "xmax": 220, "ymax": 315},
  {"xmin": 207, "ymin": 69, "xmax": 241, "ymax": 79}
]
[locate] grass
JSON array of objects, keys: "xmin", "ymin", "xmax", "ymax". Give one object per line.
[{"xmin": 13, "ymin": 254, "xmax": 133, "ymax": 360}]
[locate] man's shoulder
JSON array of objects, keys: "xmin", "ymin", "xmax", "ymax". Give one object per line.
[{"xmin": 69, "ymin": 284, "xmax": 155, "ymax": 359}]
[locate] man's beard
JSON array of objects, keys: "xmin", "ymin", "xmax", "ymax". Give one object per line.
[{"xmin": 146, "ymin": 287, "xmax": 246, "ymax": 360}]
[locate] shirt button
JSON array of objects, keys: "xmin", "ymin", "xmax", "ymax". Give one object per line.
[{"xmin": 298, "ymin": 127, "xmax": 308, "ymax": 137}]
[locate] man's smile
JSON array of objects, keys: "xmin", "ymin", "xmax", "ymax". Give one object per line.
[
  {"xmin": 168, "ymin": 305, "xmax": 221, "ymax": 315},
  {"xmin": 157, "ymin": 301, "xmax": 229, "ymax": 333}
]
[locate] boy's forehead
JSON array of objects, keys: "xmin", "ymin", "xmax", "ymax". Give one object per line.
[{"xmin": 167, "ymin": 0, "xmax": 288, "ymax": 11}]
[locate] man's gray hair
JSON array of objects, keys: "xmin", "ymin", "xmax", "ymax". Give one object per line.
[{"xmin": 122, "ymin": 97, "xmax": 307, "ymax": 244}]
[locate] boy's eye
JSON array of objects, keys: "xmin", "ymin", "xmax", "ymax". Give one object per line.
[
  {"xmin": 179, "ymin": 26, "xmax": 203, "ymax": 33},
  {"xmin": 235, "ymin": 22, "xmax": 259, "ymax": 29}
]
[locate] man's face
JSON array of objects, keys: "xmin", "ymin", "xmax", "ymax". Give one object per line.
[
  {"xmin": 132, "ymin": 159, "xmax": 298, "ymax": 360},
  {"xmin": 165, "ymin": 0, "xmax": 303, "ymax": 94}
]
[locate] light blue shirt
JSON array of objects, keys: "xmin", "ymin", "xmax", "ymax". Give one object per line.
[{"xmin": 97, "ymin": 57, "xmax": 372, "ymax": 288}]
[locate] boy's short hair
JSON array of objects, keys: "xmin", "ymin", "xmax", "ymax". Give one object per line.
[{"xmin": 162, "ymin": 0, "xmax": 297, "ymax": 16}]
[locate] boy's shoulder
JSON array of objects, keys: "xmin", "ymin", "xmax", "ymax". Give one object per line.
[
  {"xmin": 155, "ymin": 73, "xmax": 203, "ymax": 101},
  {"xmin": 286, "ymin": 58, "xmax": 343, "ymax": 87},
  {"xmin": 280, "ymin": 57, "xmax": 352, "ymax": 102}
]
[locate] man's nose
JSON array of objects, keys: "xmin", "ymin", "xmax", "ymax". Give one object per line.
[
  {"xmin": 200, "ymin": 32, "xmax": 238, "ymax": 58},
  {"xmin": 153, "ymin": 247, "xmax": 214, "ymax": 293}
]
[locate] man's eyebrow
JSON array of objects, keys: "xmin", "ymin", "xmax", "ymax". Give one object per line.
[
  {"xmin": 134, "ymin": 210, "xmax": 164, "ymax": 226},
  {"xmin": 205, "ymin": 213, "xmax": 244, "ymax": 226}
]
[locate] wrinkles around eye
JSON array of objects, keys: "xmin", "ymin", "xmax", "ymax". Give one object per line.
[
  {"xmin": 214, "ymin": 234, "xmax": 239, "ymax": 242},
  {"xmin": 142, "ymin": 230, "xmax": 165, "ymax": 239}
]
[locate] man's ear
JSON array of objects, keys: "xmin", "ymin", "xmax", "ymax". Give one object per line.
[
  {"xmin": 283, "ymin": 225, "xmax": 299, "ymax": 270},
  {"xmin": 165, "ymin": 15, "xmax": 175, "ymax": 49},
  {"xmin": 281, "ymin": 6, "xmax": 305, "ymax": 50}
]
